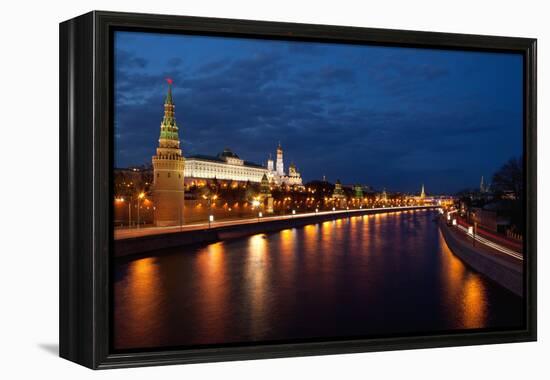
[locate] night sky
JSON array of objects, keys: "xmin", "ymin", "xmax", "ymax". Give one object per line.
[{"xmin": 114, "ymin": 31, "xmax": 523, "ymax": 194}]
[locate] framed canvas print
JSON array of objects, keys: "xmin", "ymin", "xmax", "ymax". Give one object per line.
[{"xmin": 59, "ymin": 11, "xmax": 537, "ymax": 369}]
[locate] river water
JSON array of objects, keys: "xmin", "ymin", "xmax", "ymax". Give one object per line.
[{"xmin": 113, "ymin": 209, "xmax": 523, "ymax": 350}]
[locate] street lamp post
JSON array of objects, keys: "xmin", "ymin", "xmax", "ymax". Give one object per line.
[
  {"xmin": 179, "ymin": 196, "xmax": 183, "ymax": 232},
  {"xmin": 128, "ymin": 199, "xmax": 131, "ymax": 228},
  {"xmin": 473, "ymin": 221, "xmax": 477, "ymax": 247},
  {"xmin": 470, "ymin": 211, "xmax": 477, "ymax": 247},
  {"xmin": 137, "ymin": 192, "xmax": 145, "ymax": 229},
  {"xmin": 208, "ymin": 197, "xmax": 211, "ymax": 228},
  {"xmin": 207, "ymin": 194, "xmax": 217, "ymax": 228}
]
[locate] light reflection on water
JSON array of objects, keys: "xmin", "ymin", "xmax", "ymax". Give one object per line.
[{"xmin": 114, "ymin": 209, "xmax": 522, "ymax": 350}]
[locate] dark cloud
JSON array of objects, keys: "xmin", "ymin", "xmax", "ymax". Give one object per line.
[
  {"xmin": 366, "ymin": 58, "xmax": 450, "ymax": 98},
  {"xmin": 167, "ymin": 57, "xmax": 184, "ymax": 67},
  {"xmin": 115, "ymin": 49, "xmax": 148, "ymax": 69},
  {"xmin": 114, "ymin": 33, "xmax": 523, "ymax": 193}
]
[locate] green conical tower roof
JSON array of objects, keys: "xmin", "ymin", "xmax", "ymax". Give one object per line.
[
  {"xmin": 158, "ymin": 79, "xmax": 181, "ymax": 148},
  {"xmin": 165, "ymin": 81, "xmax": 173, "ymax": 104},
  {"xmin": 260, "ymin": 173, "xmax": 271, "ymax": 195}
]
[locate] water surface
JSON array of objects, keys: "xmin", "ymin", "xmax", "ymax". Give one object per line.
[{"xmin": 114, "ymin": 209, "xmax": 523, "ymax": 350}]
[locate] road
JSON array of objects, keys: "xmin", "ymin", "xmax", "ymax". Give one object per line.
[
  {"xmin": 454, "ymin": 223, "xmax": 523, "ymax": 261},
  {"xmin": 114, "ymin": 205, "xmax": 436, "ymax": 240}
]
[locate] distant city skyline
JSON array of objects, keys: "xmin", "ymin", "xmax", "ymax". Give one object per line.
[{"xmin": 114, "ymin": 31, "xmax": 523, "ymax": 194}]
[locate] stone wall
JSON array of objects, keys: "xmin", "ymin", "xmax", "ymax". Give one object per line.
[{"xmin": 439, "ymin": 219, "xmax": 523, "ymax": 297}]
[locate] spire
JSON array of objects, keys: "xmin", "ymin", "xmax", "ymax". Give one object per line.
[
  {"xmin": 165, "ymin": 77, "xmax": 174, "ymax": 105},
  {"xmin": 480, "ymin": 176, "xmax": 485, "ymax": 193},
  {"xmin": 157, "ymin": 79, "xmax": 181, "ymax": 153},
  {"xmin": 420, "ymin": 183, "xmax": 426, "ymax": 198}
]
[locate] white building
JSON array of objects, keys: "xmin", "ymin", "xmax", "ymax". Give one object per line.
[
  {"xmin": 287, "ymin": 163, "xmax": 303, "ymax": 186},
  {"xmin": 276, "ymin": 143, "xmax": 284, "ymax": 176},
  {"xmin": 183, "ymin": 144, "xmax": 303, "ymax": 186},
  {"xmin": 184, "ymin": 148, "xmax": 267, "ymax": 183}
]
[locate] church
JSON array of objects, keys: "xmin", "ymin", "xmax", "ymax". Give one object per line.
[{"xmin": 266, "ymin": 143, "xmax": 303, "ymax": 186}]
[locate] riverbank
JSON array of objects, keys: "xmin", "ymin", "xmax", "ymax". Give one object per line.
[
  {"xmin": 114, "ymin": 205, "xmax": 436, "ymax": 257},
  {"xmin": 439, "ymin": 218, "xmax": 523, "ymax": 297}
]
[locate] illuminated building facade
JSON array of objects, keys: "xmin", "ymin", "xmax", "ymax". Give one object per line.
[
  {"xmin": 184, "ymin": 148, "xmax": 267, "ymax": 183},
  {"xmin": 332, "ymin": 180, "xmax": 345, "ymax": 199},
  {"xmin": 266, "ymin": 143, "xmax": 303, "ymax": 186},
  {"xmin": 332, "ymin": 179, "xmax": 346, "ymax": 207},
  {"xmin": 152, "ymin": 80, "xmax": 185, "ymax": 226},
  {"xmin": 353, "ymin": 184, "xmax": 364, "ymax": 199},
  {"xmin": 185, "ymin": 143, "xmax": 304, "ymax": 186}
]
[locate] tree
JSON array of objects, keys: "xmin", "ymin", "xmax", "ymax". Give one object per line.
[
  {"xmin": 114, "ymin": 170, "xmax": 150, "ymax": 201},
  {"xmin": 492, "ymin": 156, "xmax": 523, "ymax": 200},
  {"xmin": 492, "ymin": 156, "xmax": 524, "ymax": 233}
]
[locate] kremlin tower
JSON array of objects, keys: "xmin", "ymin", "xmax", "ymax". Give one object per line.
[{"xmin": 152, "ymin": 79, "xmax": 185, "ymax": 226}]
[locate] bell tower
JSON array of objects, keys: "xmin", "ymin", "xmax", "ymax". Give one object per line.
[
  {"xmin": 276, "ymin": 142, "xmax": 284, "ymax": 176},
  {"xmin": 152, "ymin": 79, "xmax": 185, "ymax": 226}
]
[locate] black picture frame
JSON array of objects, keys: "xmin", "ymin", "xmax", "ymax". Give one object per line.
[{"xmin": 59, "ymin": 10, "xmax": 537, "ymax": 369}]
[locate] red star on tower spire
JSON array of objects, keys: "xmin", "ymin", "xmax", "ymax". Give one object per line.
[{"xmin": 166, "ymin": 77, "xmax": 173, "ymax": 85}]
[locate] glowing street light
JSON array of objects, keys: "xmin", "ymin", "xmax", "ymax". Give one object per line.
[
  {"xmin": 115, "ymin": 197, "xmax": 132, "ymax": 227},
  {"xmin": 209, "ymin": 214, "xmax": 214, "ymax": 228},
  {"xmin": 137, "ymin": 192, "xmax": 146, "ymax": 229}
]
